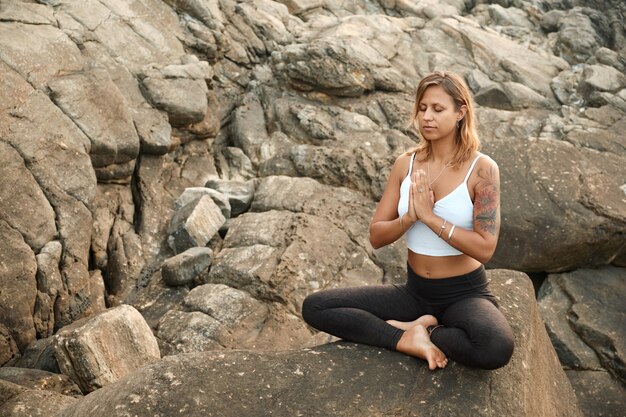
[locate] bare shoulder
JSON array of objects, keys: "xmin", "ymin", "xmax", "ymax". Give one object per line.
[
  {"xmin": 392, "ymin": 151, "xmax": 415, "ymax": 177},
  {"xmin": 473, "ymin": 153, "xmax": 500, "ymax": 182}
]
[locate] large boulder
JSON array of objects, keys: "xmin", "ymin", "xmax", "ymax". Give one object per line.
[
  {"xmin": 538, "ymin": 266, "xmax": 626, "ymax": 417},
  {"xmin": 0, "ymin": 379, "xmax": 77, "ymax": 417},
  {"xmin": 53, "ymin": 305, "xmax": 160, "ymax": 393},
  {"xmin": 56, "ymin": 270, "xmax": 582, "ymax": 417}
]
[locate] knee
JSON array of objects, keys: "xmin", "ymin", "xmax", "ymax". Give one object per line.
[
  {"xmin": 479, "ymin": 334, "xmax": 515, "ymax": 370},
  {"xmin": 301, "ymin": 293, "xmax": 321, "ymax": 326}
]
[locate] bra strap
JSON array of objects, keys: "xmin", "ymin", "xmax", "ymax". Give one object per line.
[
  {"xmin": 464, "ymin": 154, "xmax": 483, "ymax": 183},
  {"xmin": 407, "ymin": 153, "xmax": 416, "ymax": 176}
]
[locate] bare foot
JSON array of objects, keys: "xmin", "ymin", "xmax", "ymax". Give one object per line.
[
  {"xmin": 387, "ymin": 314, "xmax": 438, "ymax": 331},
  {"xmin": 396, "ymin": 325, "xmax": 448, "ymax": 370}
]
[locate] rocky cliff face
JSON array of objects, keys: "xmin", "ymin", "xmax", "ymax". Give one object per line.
[{"xmin": 0, "ymin": 0, "xmax": 624, "ymax": 415}]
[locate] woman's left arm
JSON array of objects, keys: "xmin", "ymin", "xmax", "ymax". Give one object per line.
[{"xmin": 419, "ymin": 158, "xmax": 501, "ymax": 264}]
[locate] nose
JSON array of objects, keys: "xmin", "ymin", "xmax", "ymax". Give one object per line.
[{"xmin": 422, "ymin": 108, "xmax": 433, "ymax": 121}]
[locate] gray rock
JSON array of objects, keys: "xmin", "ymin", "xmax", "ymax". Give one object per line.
[
  {"xmin": 161, "ymin": 247, "xmax": 214, "ymax": 286},
  {"xmin": 133, "ymin": 107, "xmax": 172, "ymax": 154},
  {"xmin": 175, "ymin": 187, "xmax": 231, "ymax": 219},
  {"xmin": 580, "ymin": 64, "xmax": 626, "ymax": 100},
  {"xmin": 486, "ymin": 138, "xmax": 626, "ymax": 272},
  {"xmin": 53, "ymin": 0, "xmax": 185, "ymax": 74},
  {"xmin": 208, "ymin": 210, "xmax": 382, "ymax": 311},
  {"xmin": 0, "ymin": 379, "xmax": 77, "ymax": 417},
  {"xmin": 91, "ymin": 184, "xmax": 144, "ymax": 305},
  {"xmin": 56, "ymin": 271, "xmax": 582, "ymax": 417},
  {"xmin": 0, "ymin": 23, "xmax": 82, "ymax": 89},
  {"xmin": 9, "ymin": 337, "xmax": 59, "ymax": 374},
  {"xmin": 141, "ymin": 76, "xmax": 208, "ymax": 126},
  {"xmin": 205, "ymin": 178, "xmax": 256, "ymax": 216},
  {"xmin": 538, "ymin": 278, "xmax": 602, "ymax": 370},
  {"xmin": 0, "ymin": 367, "xmax": 82, "ymax": 397},
  {"xmin": 0, "ymin": 141, "xmax": 56, "ymax": 252},
  {"xmin": 565, "ymin": 370, "xmax": 626, "ymax": 417},
  {"xmin": 231, "ymin": 93, "xmax": 271, "ymax": 167},
  {"xmin": 167, "ymin": 195, "xmax": 226, "ymax": 254},
  {"xmin": 53, "ymin": 305, "xmax": 160, "ymax": 393},
  {"xmin": 538, "ymin": 266, "xmax": 625, "ymax": 385},
  {"xmin": 157, "ymin": 310, "xmax": 221, "ymax": 354},
  {"xmin": 0, "ymin": 1, "xmax": 55, "ymax": 25},
  {"xmin": 128, "ymin": 271, "xmax": 190, "ymax": 330},
  {"xmin": 34, "ymin": 241, "xmax": 63, "ymax": 339},
  {"xmin": 216, "ymin": 146, "xmax": 256, "ymax": 181},
  {"xmin": 48, "ymin": 68, "xmax": 140, "ymax": 169},
  {"xmin": 594, "ymin": 47, "xmax": 625, "ymax": 72},
  {"xmin": 276, "ymin": 0, "xmax": 323, "ymax": 14},
  {"xmin": 0, "ymin": 221, "xmax": 37, "ymax": 363},
  {"xmin": 553, "ymin": 8, "xmax": 602, "ymax": 65}
]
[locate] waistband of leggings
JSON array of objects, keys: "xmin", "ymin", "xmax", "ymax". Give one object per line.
[{"xmin": 407, "ymin": 263, "xmax": 486, "ymax": 284}]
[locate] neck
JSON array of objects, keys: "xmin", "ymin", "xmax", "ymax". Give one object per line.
[{"xmin": 429, "ymin": 140, "xmax": 455, "ymax": 164}]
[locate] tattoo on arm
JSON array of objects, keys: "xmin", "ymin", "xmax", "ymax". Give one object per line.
[{"xmin": 474, "ymin": 166, "xmax": 500, "ymax": 236}]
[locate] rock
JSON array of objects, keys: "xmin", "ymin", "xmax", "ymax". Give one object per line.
[
  {"xmin": 161, "ymin": 247, "xmax": 214, "ymax": 286},
  {"xmin": 87, "ymin": 270, "xmax": 107, "ymax": 315},
  {"xmin": 167, "ymin": 195, "xmax": 226, "ymax": 254},
  {"xmin": 48, "ymin": 68, "xmax": 140, "ymax": 170},
  {"xmin": 0, "ymin": 23, "xmax": 82, "ymax": 89},
  {"xmin": 207, "ymin": 210, "xmax": 382, "ymax": 312},
  {"xmin": 231, "ymin": 93, "xmax": 271, "ymax": 167},
  {"xmin": 175, "ymin": 187, "xmax": 231, "ymax": 219},
  {"xmin": 141, "ymin": 76, "xmax": 208, "ymax": 126},
  {"xmin": 133, "ymin": 107, "xmax": 172, "ymax": 154},
  {"xmin": 276, "ymin": 0, "xmax": 323, "ymax": 14},
  {"xmin": 205, "ymin": 178, "xmax": 256, "ymax": 216},
  {"xmin": 0, "ymin": 141, "xmax": 56, "ymax": 252},
  {"xmin": 565, "ymin": 370, "xmax": 626, "ymax": 417},
  {"xmin": 34, "ymin": 241, "xmax": 63, "ymax": 339},
  {"xmin": 0, "ymin": 324, "xmax": 19, "ymax": 369},
  {"xmin": 215, "ymin": 146, "xmax": 256, "ymax": 181},
  {"xmin": 53, "ymin": 0, "xmax": 185, "ymax": 74},
  {"xmin": 55, "ymin": 270, "xmax": 582, "ymax": 417},
  {"xmin": 251, "ymin": 175, "xmax": 406, "ymax": 284},
  {"xmin": 157, "ymin": 310, "xmax": 221, "ymax": 354},
  {"xmin": 552, "ymin": 8, "xmax": 603, "ymax": 65},
  {"xmin": 0, "ymin": 379, "xmax": 77, "ymax": 417},
  {"xmin": 10, "ymin": 337, "xmax": 60, "ymax": 373},
  {"xmin": 91, "ymin": 184, "xmax": 145, "ymax": 305},
  {"xmin": 0, "ymin": 1, "xmax": 55, "ymax": 25},
  {"xmin": 486, "ymin": 138, "xmax": 626, "ymax": 272},
  {"xmin": 53, "ymin": 305, "xmax": 160, "ymax": 393},
  {"xmin": 0, "ymin": 367, "xmax": 82, "ymax": 397},
  {"xmin": 0, "ymin": 221, "xmax": 37, "ymax": 363},
  {"xmin": 129, "ymin": 271, "xmax": 189, "ymax": 330},
  {"xmin": 580, "ymin": 64, "xmax": 626, "ymax": 100},
  {"xmin": 538, "ymin": 267, "xmax": 625, "ymax": 382}
]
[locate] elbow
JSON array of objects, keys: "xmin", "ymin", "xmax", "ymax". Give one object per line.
[
  {"xmin": 369, "ymin": 235, "xmax": 382, "ymax": 250},
  {"xmin": 475, "ymin": 246, "xmax": 496, "ymax": 265}
]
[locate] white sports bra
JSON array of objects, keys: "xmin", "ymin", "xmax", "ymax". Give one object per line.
[{"xmin": 398, "ymin": 153, "xmax": 483, "ymax": 256}]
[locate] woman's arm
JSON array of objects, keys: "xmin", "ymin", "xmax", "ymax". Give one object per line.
[
  {"xmin": 369, "ymin": 154, "xmax": 414, "ymax": 249},
  {"xmin": 418, "ymin": 157, "xmax": 501, "ymax": 264}
]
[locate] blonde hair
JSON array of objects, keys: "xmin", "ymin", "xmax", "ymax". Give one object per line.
[{"xmin": 407, "ymin": 71, "xmax": 480, "ymax": 167}]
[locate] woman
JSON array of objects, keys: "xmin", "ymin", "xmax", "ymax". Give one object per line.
[{"xmin": 302, "ymin": 71, "xmax": 514, "ymax": 370}]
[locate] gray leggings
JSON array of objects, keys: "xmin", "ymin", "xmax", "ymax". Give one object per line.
[{"xmin": 301, "ymin": 265, "xmax": 514, "ymax": 370}]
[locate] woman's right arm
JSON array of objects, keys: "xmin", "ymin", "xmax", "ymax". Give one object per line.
[{"xmin": 369, "ymin": 154, "xmax": 414, "ymax": 249}]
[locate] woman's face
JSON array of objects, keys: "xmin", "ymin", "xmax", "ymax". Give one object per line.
[{"xmin": 417, "ymin": 85, "xmax": 465, "ymax": 143}]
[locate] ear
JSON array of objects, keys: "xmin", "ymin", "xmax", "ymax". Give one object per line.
[{"xmin": 458, "ymin": 105, "xmax": 467, "ymax": 121}]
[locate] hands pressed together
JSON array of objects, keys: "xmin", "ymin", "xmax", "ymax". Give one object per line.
[{"xmin": 405, "ymin": 169, "xmax": 435, "ymax": 227}]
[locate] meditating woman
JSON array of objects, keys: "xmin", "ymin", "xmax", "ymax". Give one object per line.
[{"xmin": 302, "ymin": 71, "xmax": 514, "ymax": 370}]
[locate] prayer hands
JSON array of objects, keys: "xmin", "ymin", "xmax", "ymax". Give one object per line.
[{"xmin": 409, "ymin": 169, "xmax": 435, "ymax": 222}]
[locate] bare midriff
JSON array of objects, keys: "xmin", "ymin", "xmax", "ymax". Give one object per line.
[{"xmin": 407, "ymin": 251, "xmax": 482, "ymax": 279}]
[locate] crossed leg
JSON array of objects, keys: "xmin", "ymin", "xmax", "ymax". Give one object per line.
[{"xmin": 302, "ymin": 284, "xmax": 447, "ymax": 369}]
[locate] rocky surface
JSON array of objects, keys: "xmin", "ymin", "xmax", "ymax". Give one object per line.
[
  {"xmin": 52, "ymin": 305, "xmax": 160, "ymax": 393},
  {"xmin": 538, "ymin": 266, "xmax": 626, "ymax": 417},
  {"xmin": 0, "ymin": 0, "xmax": 624, "ymax": 415},
  {"xmin": 57, "ymin": 270, "xmax": 582, "ymax": 417}
]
